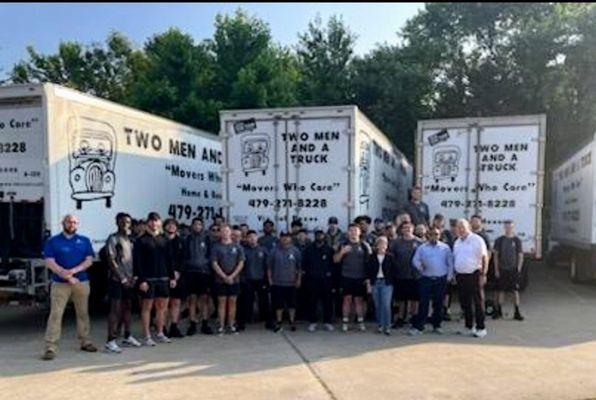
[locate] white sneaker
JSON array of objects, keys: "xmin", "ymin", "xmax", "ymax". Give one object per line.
[
  {"xmin": 408, "ymin": 328, "xmax": 423, "ymax": 336},
  {"xmin": 358, "ymin": 322, "xmax": 367, "ymax": 332},
  {"xmin": 104, "ymin": 340, "xmax": 122, "ymax": 353},
  {"xmin": 377, "ymin": 326, "xmax": 383, "ymax": 334},
  {"xmin": 122, "ymin": 335, "xmax": 141, "ymax": 348},
  {"xmin": 341, "ymin": 322, "xmax": 349, "ymax": 332},
  {"xmin": 324, "ymin": 324, "xmax": 335, "ymax": 332},
  {"xmin": 474, "ymin": 329, "xmax": 488, "ymax": 338},
  {"xmin": 155, "ymin": 332, "xmax": 171, "ymax": 343},
  {"xmin": 307, "ymin": 323, "xmax": 317, "ymax": 332},
  {"xmin": 143, "ymin": 336, "xmax": 157, "ymax": 347},
  {"xmin": 457, "ymin": 328, "xmax": 477, "ymax": 337},
  {"xmin": 432, "ymin": 327, "xmax": 444, "ymax": 335}
]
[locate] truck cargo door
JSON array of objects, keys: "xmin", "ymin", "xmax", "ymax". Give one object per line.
[{"xmin": 282, "ymin": 115, "xmax": 352, "ymax": 230}]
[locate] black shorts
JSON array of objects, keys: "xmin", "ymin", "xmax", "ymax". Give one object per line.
[
  {"xmin": 395, "ymin": 279, "xmax": 420, "ymax": 301},
  {"xmin": 185, "ymin": 271, "xmax": 213, "ymax": 296},
  {"xmin": 108, "ymin": 280, "xmax": 136, "ymax": 301},
  {"xmin": 169, "ymin": 278, "xmax": 186, "ymax": 300},
  {"xmin": 341, "ymin": 277, "xmax": 367, "ymax": 297},
  {"xmin": 498, "ymin": 270, "xmax": 521, "ymax": 292},
  {"xmin": 139, "ymin": 280, "xmax": 170, "ymax": 300},
  {"xmin": 214, "ymin": 282, "xmax": 240, "ymax": 297},
  {"xmin": 271, "ymin": 286, "xmax": 296, "ymax": 310}
]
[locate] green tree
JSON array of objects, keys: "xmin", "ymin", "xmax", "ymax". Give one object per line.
[
  {"xmin": 296, "ymin": 15, "xmax": 357, "ymax": 105},
  {"xmin": 10, "ymin": 32, "xmax": 136, "ymax": 102}
]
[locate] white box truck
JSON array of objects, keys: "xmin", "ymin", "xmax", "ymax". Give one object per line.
[
  {"xmin": 219, "ymin": 106, "xmax": 413, "ymax": 232},
  {"xmin": 416, "ymin": 115, "xmax": 546, "ymax": 258},
  {"xmin": 550, "ymin": 133, "xmax": 596, "ymax": 282},
  {"xmin": 0, "ymin": 83, "xmax": 222, "ymax": 303}
]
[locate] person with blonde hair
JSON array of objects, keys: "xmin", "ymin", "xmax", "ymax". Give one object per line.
[{"xmin": 366, "ymin": 236, "xmax": 397, "ymax": 335}]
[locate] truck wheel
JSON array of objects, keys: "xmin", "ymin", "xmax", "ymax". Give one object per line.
[{"xmin": 106, "ymin": 198, "xmax": 112, "ymax": 208}]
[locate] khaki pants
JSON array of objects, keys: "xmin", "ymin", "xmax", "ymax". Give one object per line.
[{"xmin": 44, "ymin": 281, "xmax": 91, "ymax": 352}]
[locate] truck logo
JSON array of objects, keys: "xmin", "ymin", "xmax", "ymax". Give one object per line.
[
  {"xmin": 359, "ymin": 140, "xmax": 371, "ymax": 209},
  {"xmin": 234, "ymin": 118, "xmax": 257, "ymax": 134},
  {"xmin": 67, "ymin": 116, "xmax": 117, "ymax": 209},
  {"xmin": 428, "ymin": 129, "xmax": 450, "ymax": 146},
  {"xmin": 241, "ymin": 134, "xmax": 270, "ymax": 177},
  {"xmin": 432, "ymin": 145, "xmax": 461, "ymax": 183}
]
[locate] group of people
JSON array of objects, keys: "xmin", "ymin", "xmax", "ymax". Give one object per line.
[{"xmin": 40, "ymin": 186, "xmax": 526, "ymax": 361}]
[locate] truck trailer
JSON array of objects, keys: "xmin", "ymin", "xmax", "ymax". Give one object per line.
[
  {"xmin": 416, "ymin": 115, "xmax": 546, "ymax": 258},
  {"xmin": 219, "ymin": 106, "xmax": 413, "ymax": 232},
  {"xmin": 550, "ymin": 133, "xmax": 596, "ymax": 282},
  {"xmin": 0, "ymin": 83, "xmax": 222, "ymax": 303}
]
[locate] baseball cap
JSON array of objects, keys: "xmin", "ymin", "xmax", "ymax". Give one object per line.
[{"xmin": 328, "ymin": 217, "xmax": 338, "ymax": 224}]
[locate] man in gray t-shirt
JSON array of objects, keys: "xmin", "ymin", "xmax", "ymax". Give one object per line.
[
  {"xmin": 211, "ymin": 225, "xmax": 245, "ymax": 334},
  {"xmin": 493, "ymin": 220, "xmax": 524, "ymax": 321},
  {"xmin": 333, "ymin": 223, "xmax": 372, "ymax": 332},
  {"xmin": 268, "ymin": 232, "xmax": 302, "ymax": 332}
]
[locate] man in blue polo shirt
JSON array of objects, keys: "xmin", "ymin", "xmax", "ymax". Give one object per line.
[{"xmin": 41, "ymin": 214, "xmax": 96, "ymax": 360}]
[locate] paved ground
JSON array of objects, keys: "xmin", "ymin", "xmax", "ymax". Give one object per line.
[{"xmin": 2, "ymin": 264, "xmax": 596, "ymax": 400}]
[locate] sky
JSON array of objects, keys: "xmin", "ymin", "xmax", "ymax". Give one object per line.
[{"xmin": 0, "ymin": 3, "xmax": 425, "ymax": 78}]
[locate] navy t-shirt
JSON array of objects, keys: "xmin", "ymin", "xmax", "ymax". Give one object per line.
[{"xmin": 43, "ymin": 233, "xmax": 95, "ymax": 283}]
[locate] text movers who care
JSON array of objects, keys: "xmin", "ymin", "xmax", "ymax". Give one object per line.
[
  {"xmin": 416, "ymin": 114, "xmax": 546, "ymax": 258},
  {"xmin": 219, "ymin": 106, "xmax": 413, "ymax": 232},
  {"xmin": 0, "ymin": 83, "xmax": 221, "ymax": 299}
]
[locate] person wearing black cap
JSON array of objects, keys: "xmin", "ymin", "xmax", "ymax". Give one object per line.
[
  {"xmin": 290, "ymin": 219, "xmax": 303, "ymax": 242},
  {"xmin": 258, "ymin": 219, "xmax": 278, "ymax": 252},
  {"xmin": 133, "ymin": 212, "xmax": 177, "ymax": 346},
  {"xmin": 237, "ymin": 230, "xmax": 273, "ymax": 330},
  {"xmin": 302, "ymin": 229, "xmax": 335, "ymax": 332},
  {"xmin": 326, "ymin": 217, "xmax": 343, "ymax": 250},
  {"xmin": 268, "ymin": 231, "xmax": 302, "ymax": 332}
]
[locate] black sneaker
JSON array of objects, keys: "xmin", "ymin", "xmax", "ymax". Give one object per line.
[
  {"xmin": 392, "ymin": 318, "xmax": 406, "ymax": 329},
  {"xmin": 492, "ymin": 306, "xmax": 503, "ymax": 320},
  {"xmin": 236, "ymin": 324, "xmax": 246, "ymax": 332},
  {"xmin": 168, "ymin": 324, "xmax": 184, "ymax": 338},
  {"xmin": 290, "ymin": 324, "xmax": 297, "ymax": 332},
  {"xmin": 200, "ymin": 321, "xmax": 214, "ymax": 335},
  {"xmin": 186, "ymin": 322, "xmax": 198, "ymax": 336},
  {"xmin": 273, "ymin": 323, "xmax": 283, "ymax": 333},
  {"xmin": 514, "ymin": 310, "xmax": 525, "ymax": 321}
]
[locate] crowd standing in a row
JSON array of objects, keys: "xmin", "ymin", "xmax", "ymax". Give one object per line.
[{"xmin": 40, "ymin": 186, "xmax": 526, "ymax": 360}]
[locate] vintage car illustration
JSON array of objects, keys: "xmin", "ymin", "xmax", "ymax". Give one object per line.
[
  {"xmin": 241, "ymin": 134, "xmax": 270, "ymax": 176},
  {"xmin": 67, "ymin": 116, "xmax": 117, "ymax": 209},
  {"xmin": 432, "ymin": 145, "xmax": 461, "ymax": 183}
]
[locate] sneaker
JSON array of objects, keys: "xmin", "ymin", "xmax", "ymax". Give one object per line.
[
  {"xmin": 290, "ymin": 324, "xmax": 297, "ymax": 332},
  {"xmin": 41, "ymin": 349, "xmax": 56, "ymax": 361},
  {"xmin": 104, "ymin": 340, "xmax": 122, "ymax": 354},
  {"xmin": 227, "ymin": 325, "xmax": 239, "ymax": 335},
  {"xmin": 324, "ymin": 323, "xmax": 335, "ymax": 332},
  {"xmin": 80, "ymin": 343, "xmax": 98, "ymax": 352},
  {"xmin": 474, "ymin": 329, "xmax": 488, "ymax": 338},
  {"xmin": 341, "ymin": 323, "xmax": 349, "ymax": 332},
  {"xmin": 187, "ymin": 322, "xmax": 198, "ymax": 336},
  {"xmin": 122, "ymin": 335, "xmax": 142, "ymax": 348},
  {"xmin": 492, "ymin": 306, "xmax": 503, "ymax": 320},
  {"xmin": 273, "ymin": 324, "xmax": 283, "ymax": 333},
  {"xmin": 143, "ymin": 336, "xmax": 157, "ymax": 347},
  {"xmin": 201, "ymin": 321, "xmax": 214, "ymax": 335},
  {"xmin": 216, "ymin": 326, "xmax": 225, "ymax": 336},
  {"xmin": 377, "ymin": 326, "xmax": 383, "ymax": 334},
  {"xmin": 168, "ymin": 324, "xmax": 184, "ymax": 338},
  {"xmin": 383, "ymin": 328, "xmax": 392, "ymax": 336},
  {"xmin": 393, "ymin": 318, "xmax": 406, "ymax": 328},
  {"xmin": 443, "ymin": 309, "xmax": 452, "ymax": 321},
  {"xmin": 457, "ymin": 328, "xmax": 477, "ymax": 337},
  {"xmin": 308, "ymin": 323, "xmax": 317, "ymax": 332},
  {"xmin": 358, "ymin": 322, "xmax": 366, "ymax": 332},
  {"xmin": 155, "ymin": 332, "xmax": 172, "ymax": 343},
  {"xmin": 408, "ymin": 328, "xmax": 423, "ymax": 336},
  {"xmin": 432, "ymin": 327, "xmax": 444, "ymax": 335},
  {"xmin": 514, "ymin": 310, "xmax": 525, "ymax": 321}
]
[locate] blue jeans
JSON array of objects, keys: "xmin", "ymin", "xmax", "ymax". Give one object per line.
[
  {"xmin": 372, "ymin": 279, "xmax": 394, "ymax": 330},
  {"xmin": 414, "ymin": 276, "xmax": 447, "ymax": 331}
]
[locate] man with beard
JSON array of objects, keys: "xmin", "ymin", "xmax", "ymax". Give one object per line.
[{"xmin": 41, "ymin": 214, "xmax": 97, "ymax": 360}]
